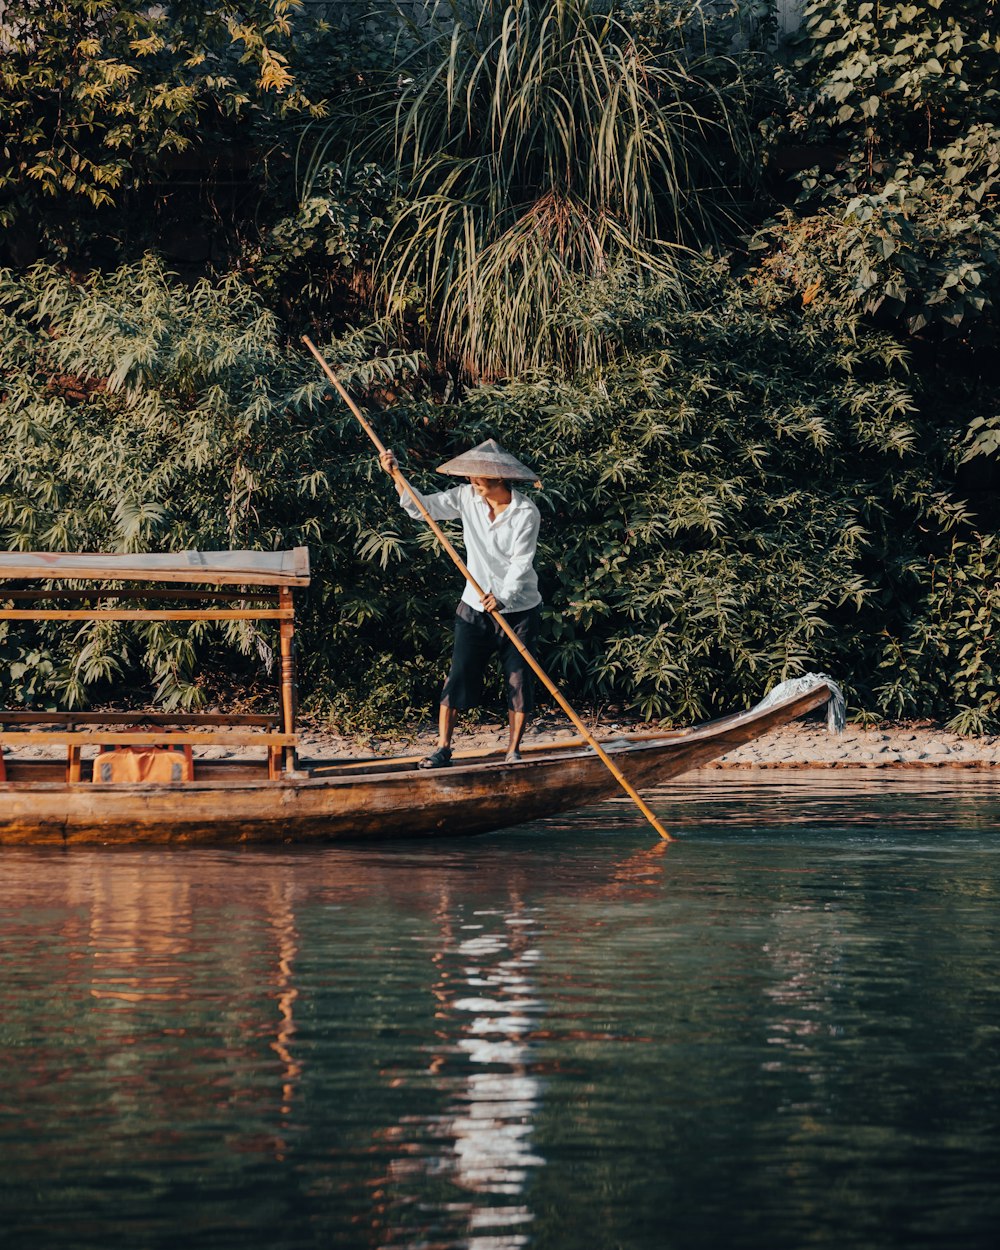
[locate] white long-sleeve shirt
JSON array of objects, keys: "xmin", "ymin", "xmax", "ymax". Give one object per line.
[{"xmin": 400, "ymin": 483, "xmax": 542, "ymax": 612}]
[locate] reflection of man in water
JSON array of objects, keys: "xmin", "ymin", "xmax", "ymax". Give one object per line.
[
  {"xmin": 380, "ymin": 439, "xmax": 542, "ymax": 769},
  {"xmin": 372, "ymin": 900, "xmax": 544, "ymax": 1241}
]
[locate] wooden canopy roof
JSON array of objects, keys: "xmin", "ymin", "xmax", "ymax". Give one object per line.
[{"xmin": 0, "ymin": 548, "xmax": 310, "ymax": 587}]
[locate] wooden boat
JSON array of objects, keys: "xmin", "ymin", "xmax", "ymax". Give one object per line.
[{"xmin": 0, "ymin": 549, "xmax": 836, "ymax": 845}]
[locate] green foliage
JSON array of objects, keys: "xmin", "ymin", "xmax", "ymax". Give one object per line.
[
  {"xmin": 623, "ymin": 0, "xmax": 780, "ymax": 59},
  {"xmin": 301, "ymin": 0, "xmax": 757, "ymax": 379},
  {"xmin": 792, "ymin": 0, "xmax": 998, "ymax": 146},
  {"xmin": 962, "ymin": 410, "xmax": 1000, "ymax": 461},
  {"xmin": 0, "ymin": 256, "xmax": 424, "ymax": 710},
  {"xmin": 875, "ymin": 534, "xmax": 999, "ymax": 733},
  {"xmin": 754, "ymin": 139, "xmax": 1000, "ymax": 336},
  {"xmin": 0, "ymin": 253, "xmax": 993, "ymax": 730},
  {"xmin": 0, "ymin": 0, "xmax": 323, "ymax": 259},
  {"xmin": 386, "ymin": 258, "xmax": 990, "ymax": 724},
  {"xmin": 0, "ymin": 2, "xmax": 994, "ymax": 734},
  {"xmin": 248, "ymin": 162, "xmax": 399, "ymax": 324},
  {"xmin": 760, "ymin": 0, "xmax": 1000, "ymax": 338}
]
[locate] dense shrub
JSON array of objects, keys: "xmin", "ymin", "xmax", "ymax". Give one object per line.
[
  {"xmin": 399, "ymin": 258, "xmax": 994, "ymax": 723},
  {"xmin": 763, "ymin": 0, "xmax": 1000, "ymax": 337},
  {"xmin": 0, "ymin": 252, "xmax": 995, "ymax": 729},
  {"xmin": 0, "ymin": 0, "xmax": 329, "ymax": 264},
  {"xmin": 0, "ymin": 258, "xmax": 426, "ymax": 715},
  {"xmin": 875, "ymin": 534, "xmax": 999, "ymax": 734},
  {"xmin": 247, "ymin": 161, "xmax": 400, "ymax": 331}
]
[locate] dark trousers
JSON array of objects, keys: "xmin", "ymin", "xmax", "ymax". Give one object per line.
[{"xmin": 440, "ymin": 601, "xmax": 540, "ymax": 713}]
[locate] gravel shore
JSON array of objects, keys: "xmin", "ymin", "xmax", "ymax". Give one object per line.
[
  {"xmin": 699, "ymin": 722, "xmax": 1000, "ymax": 769},
  {"xmin": 298, "ymin": 718, "xmax": 1000, "ymax": 770}
]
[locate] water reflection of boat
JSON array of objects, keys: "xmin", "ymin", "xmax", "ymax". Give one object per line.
[{"xmin": 0, "ymin": 549, "xmax": 837, "ymax": 845}]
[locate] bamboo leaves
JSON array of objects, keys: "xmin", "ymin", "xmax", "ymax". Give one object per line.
[
  {"xmin": 0, "ymin": 243, "xmax": 993, "ymax": 729},
  {"xmin": 0, "ymin": 255, "xmax": 423, "ymax": 711},
  {"xmin": 406, "ymin": 255, "xmax": 992, "ymax": 723}
]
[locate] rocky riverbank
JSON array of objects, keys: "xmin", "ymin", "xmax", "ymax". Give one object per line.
[
  {"xmin": 299, "ymin": 718, "xmax": 1000, "ymax": 769},
  {"xmin": 699, "ymin": 722, "xmax": 1000, "ymax": 769}
]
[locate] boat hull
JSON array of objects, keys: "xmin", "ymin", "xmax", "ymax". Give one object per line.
[{"xmin": 0, "ymin": 685, "xmax": 832, "ymax": 844}]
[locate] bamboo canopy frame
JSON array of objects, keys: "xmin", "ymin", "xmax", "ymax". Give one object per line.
[
  {"xmin": 0, "ymin": 548, "xmax": 309, "ymax": 778},
  {"xmin": 301, "ymin": 336, "xmax": 672, "ymax": 841},
  {"xmin": 0, "ymin": 549, "xmax": 310, "ymax": 585}
]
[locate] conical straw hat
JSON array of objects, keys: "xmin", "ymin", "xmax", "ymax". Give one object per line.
[{"xmin": 436, "ymin": 438, "xmax": 540, "ymax": 485}]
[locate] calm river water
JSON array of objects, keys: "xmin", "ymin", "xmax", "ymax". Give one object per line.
[{"xmin": 1, "ymin": 773, "xmax": 998, "ymax": 1250}]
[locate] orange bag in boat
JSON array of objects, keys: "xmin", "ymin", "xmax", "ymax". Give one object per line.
[{"xmin": 92, "ymin": 746, "xmax": 194, "ymax": 784}]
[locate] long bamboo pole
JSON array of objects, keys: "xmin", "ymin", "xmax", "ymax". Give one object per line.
[{"xmin": 302, "ymin": 336, "xmax": 671, "ymax": 841}]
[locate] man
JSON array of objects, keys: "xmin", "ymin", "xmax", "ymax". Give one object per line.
[{"xmin": 379, "ymin": 439, "xmax": 542, "ymax": 768}]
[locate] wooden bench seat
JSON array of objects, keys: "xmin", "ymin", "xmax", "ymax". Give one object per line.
[{"xmin": 0, "ymin": 729, "xmax": 297, "ymax": 783}]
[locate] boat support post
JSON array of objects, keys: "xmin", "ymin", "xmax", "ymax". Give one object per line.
[{"xmin": 279, "ymin": 585, "xmax": 298, "ymax": 775}]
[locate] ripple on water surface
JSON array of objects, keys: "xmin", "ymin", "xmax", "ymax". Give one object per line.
[{"xmin": 0, "ymin": 772, "xmax": 998, "ymax": 1250}]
